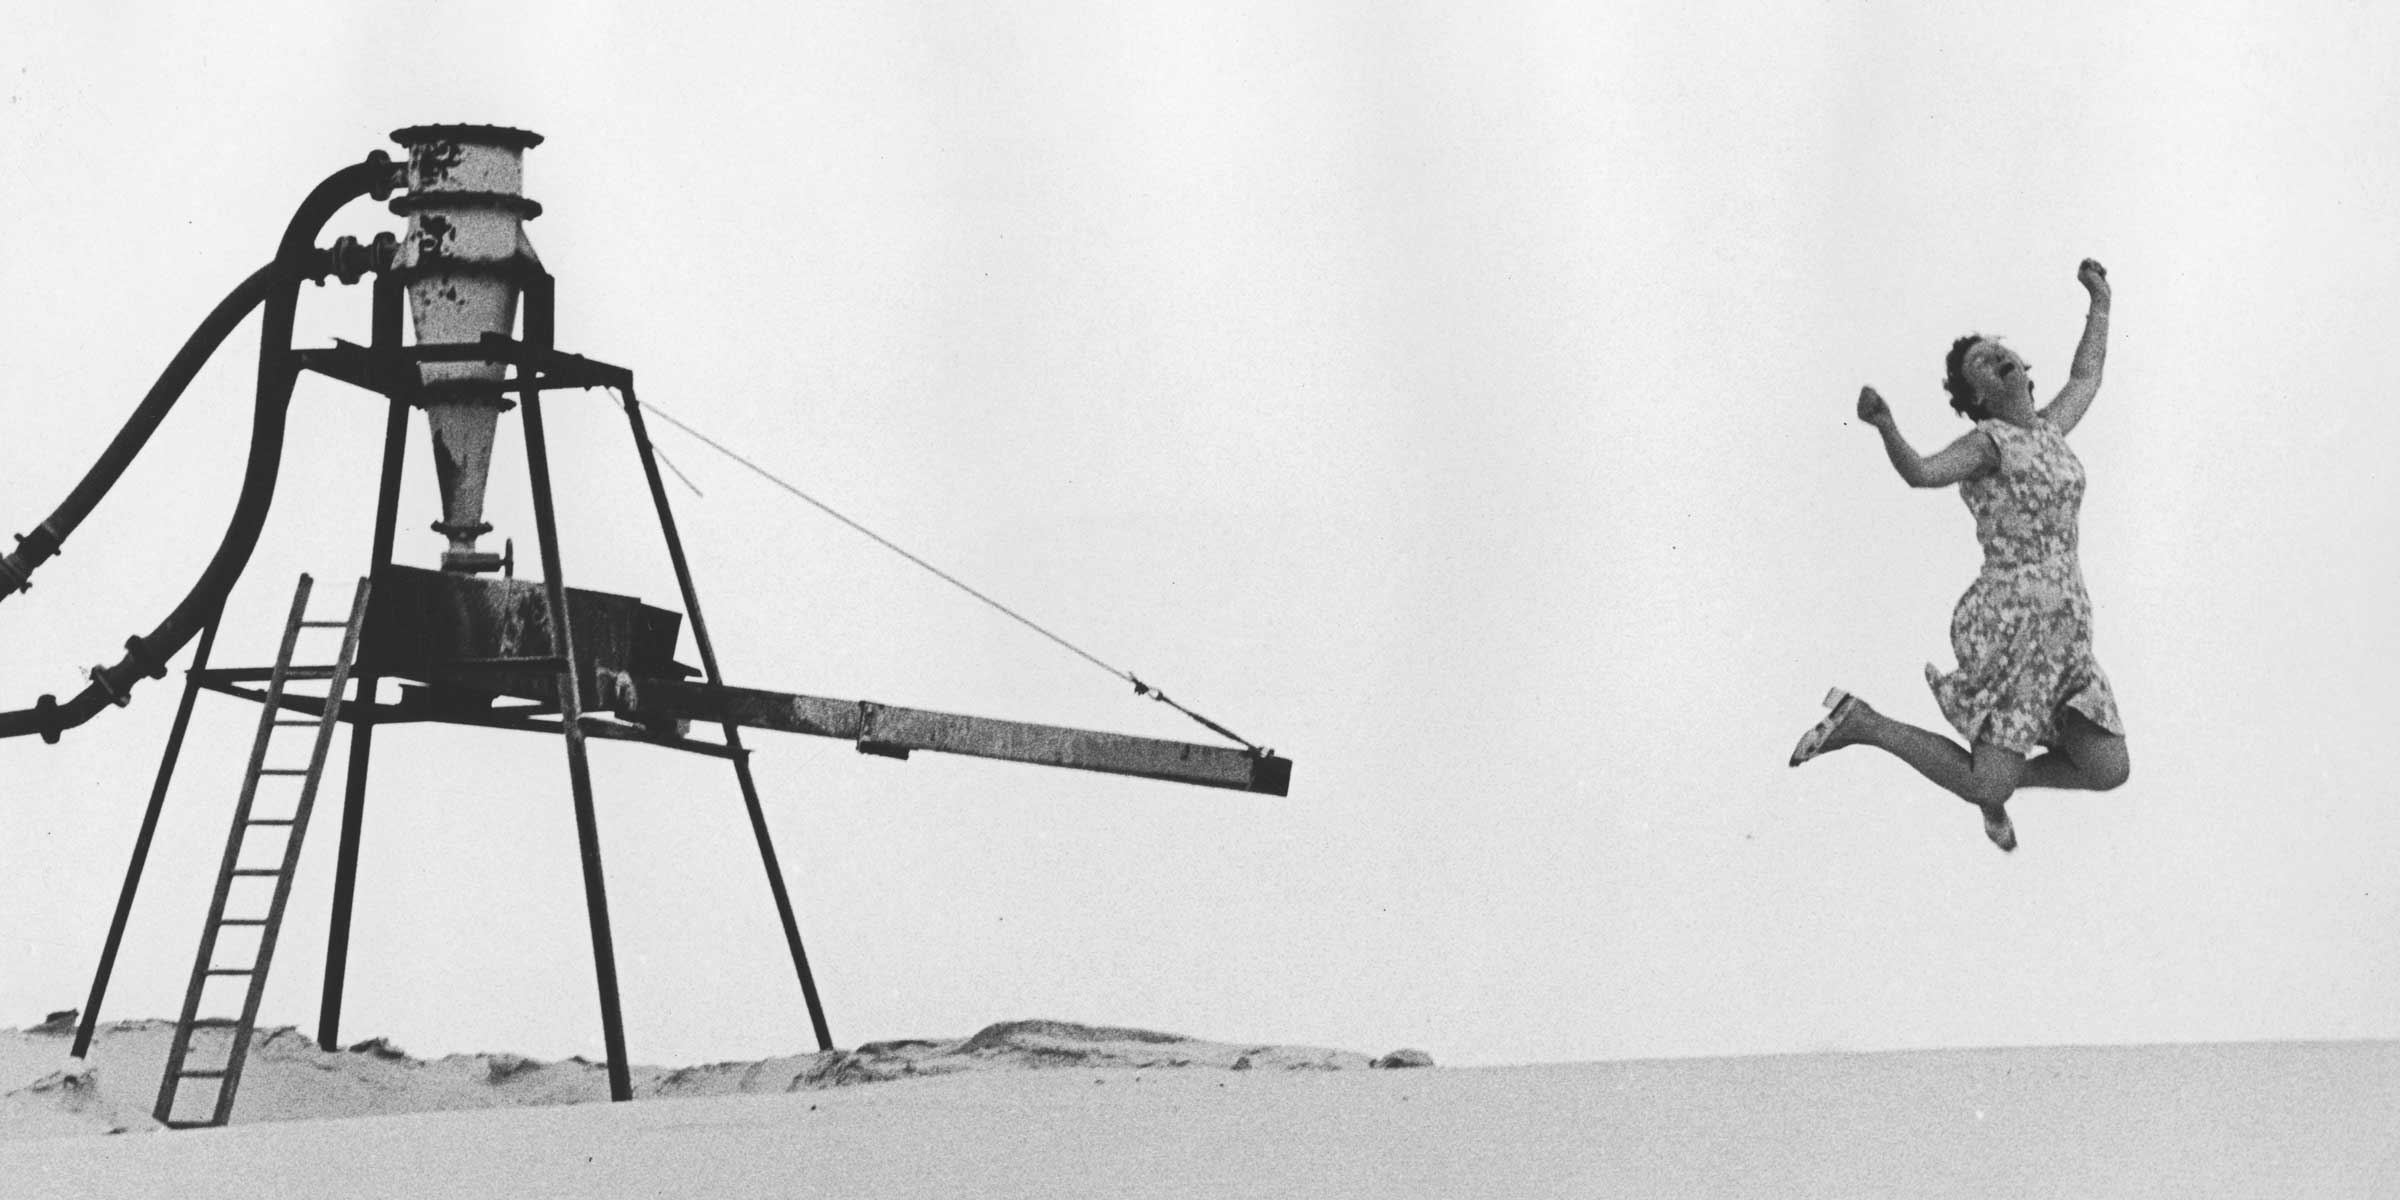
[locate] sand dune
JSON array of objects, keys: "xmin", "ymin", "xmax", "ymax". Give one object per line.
[
  {"xmin": 6, "ymin": 1018, "xmax": 2397, "ymax": 1197},
  {"xmin": 1, "ymin": 1015, "xmax": 1414, "ymax": 1136}
]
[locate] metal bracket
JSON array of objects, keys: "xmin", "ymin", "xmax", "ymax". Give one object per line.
[
  {"xmin": 86, "ymin": 666, "xmax": 130, "ymax": 707},
  {"xmin": 854, "ymin": 700, "xmax": 911, "ymax": 759}
]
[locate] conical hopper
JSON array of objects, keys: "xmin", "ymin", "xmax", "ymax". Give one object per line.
[{"xmin": 390, "ymin": 124, "xmax": 545, "ymax": 573}]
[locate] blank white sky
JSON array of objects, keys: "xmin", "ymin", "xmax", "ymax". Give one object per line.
[{"xmin": 3, "ymin": 2, "xmax": 2395, "ymax": 1067}]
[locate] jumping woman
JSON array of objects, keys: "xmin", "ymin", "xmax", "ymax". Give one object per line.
[{"xmin": 1790, "ymin": 258, "xmax": 2130, "ymax": 852}]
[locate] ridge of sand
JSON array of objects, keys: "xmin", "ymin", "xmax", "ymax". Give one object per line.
[{"xmin": 2, "ymin": 1016, "xmax": 1428, "ymax": 1139}]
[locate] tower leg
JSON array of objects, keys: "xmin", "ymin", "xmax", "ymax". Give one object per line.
[
  {"xmin": 622, "ymin": 388, "xmax": 833, "ymax": 1050},
  {"xmin": 727, "ymin": 751, "xmax": 834, "ymax": 1051},
  {"xmin": 521, "ymin": 274, "xmax": 635, "ymax": 1101},
  {"xmin": 319, "ymin": 335, "xmax": 410, "ymax": 1049},
  {"xmin": 73, "ymin": 615, "xmax": 222, "ymax": 1059}
]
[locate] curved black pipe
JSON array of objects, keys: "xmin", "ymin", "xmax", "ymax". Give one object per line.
[
  {"xmin": 0, "ymin": 263, "xmax": 279, "ymax": 596},
  {"xmin": 0, "ymin": 152, "xmax": 401, "ymax": 743}
]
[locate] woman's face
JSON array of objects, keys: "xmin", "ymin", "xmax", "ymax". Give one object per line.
[{"xmin": 1964, "ymin": 339, "xmax": 2036, "ymax": 418}]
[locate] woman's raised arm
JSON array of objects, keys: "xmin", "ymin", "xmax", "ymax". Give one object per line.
[
  {"xmin": 1859, "ymin": 385, "xmax": 1997, "ymax": 488},
  {"xmin": 2041, "ymin": 258, "xmax": 2111, "ymax": 435}
]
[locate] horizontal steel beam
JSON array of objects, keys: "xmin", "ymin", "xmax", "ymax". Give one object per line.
[
  {"xmin": 187, "ymin": 666, "xmax": 1282, "ymax": 786},
  {"xmin": 296, "ymin": 336, "xmax": 631, "ymax": 403},
  {"xmin": 604, "ymin": 674, "xmax": 1290, "ymax": 796},
  {"xmin": 190, "ymin": 671, "xmax": 740, "ymax": 759}
]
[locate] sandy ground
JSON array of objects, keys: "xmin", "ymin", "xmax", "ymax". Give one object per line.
[
  {"xmin": 6, "ymin": 1020, "xmax": 2398, "ymax": 1198},
  {"xmin": 0, "ymin": 1015, "xmax": 1388, "ymax": 1133}
]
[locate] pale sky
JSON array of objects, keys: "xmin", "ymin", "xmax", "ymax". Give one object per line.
[{"xmin": 4, "ymin": 2, "xmax": 2396, "ymax": 1069}]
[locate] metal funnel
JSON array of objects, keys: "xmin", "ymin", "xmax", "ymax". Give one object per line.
[{"xmin": 390, "ymin": 124, "xmax": 545, "ymax": 573}]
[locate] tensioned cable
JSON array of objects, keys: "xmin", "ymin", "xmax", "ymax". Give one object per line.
[
  {"xmin": 612, "ymin": 389, "xmax": 1265, "ymax": 754},
  {"xmin": 651, "ymin": 443, "xmax": 704, "ymax": 498}
]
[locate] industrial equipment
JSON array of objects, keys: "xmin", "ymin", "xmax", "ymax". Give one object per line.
[{"xmin": 0, "ymin": 126, "xmax": 1290, "ymax": 1128}]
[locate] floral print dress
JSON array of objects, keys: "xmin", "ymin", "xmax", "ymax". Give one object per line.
[{"xmin": 1924, "ymin": 416, "xmax": 2125, "ymax": 755}]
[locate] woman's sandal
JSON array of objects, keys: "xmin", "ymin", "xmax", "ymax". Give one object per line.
[
  {"xmin": 1788, "ymin": 687, "xmax": 1864, "ymax": 767},
  {"xmin": 1982, "ymin": 806, "xmax": 2018, "ymax": 853}
]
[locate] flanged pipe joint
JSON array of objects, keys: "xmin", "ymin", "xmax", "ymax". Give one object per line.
[{"xmin": 389, "ymin": 124, "xmax": 546, "ymax": 574}]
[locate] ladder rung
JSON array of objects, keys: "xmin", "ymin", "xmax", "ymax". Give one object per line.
[
  {"xmin": 218, "ymin": 918, "xmax": 269, "ymax": 926},
  {"xmin": 273, "ymin": 718, "xmax": 324, "ymax": 726},
  {"xmin": 230, "ymin": 868, "xmax": 284, "ymax": 876},
  {"xmin": 245, "ymin": 818, "xmax": 297, "ymax": 826},
  {"xmin": 258, "ymin": 769, "xmax": 314, "ymax": 776},
  {"xmin": 178, "ymin": 1069, "xmax": 230, "ymax": 1079},
  {"xmin": 300, "ymin": 620, "xmax": 353, "ymax": 628},
  {"xmin": 165, "ymin": 1119, "xmax": 216, "ymax": 1129},
  {"xmin": 277, "ymin": 667, "xmax": 345, "ymax": 680},
  {"xmin": 204, "ymin": 968, "xmax": 255, "ymax": 976}
]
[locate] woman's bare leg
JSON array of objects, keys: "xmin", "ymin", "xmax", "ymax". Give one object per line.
[
  {"xmin": 1815, "ymin": 700, "xmax": 2028, "ymax": 849},
  {"xmin": 1822, "ymin": 701, "xmax": 2026, "ymax": 807},
  {"xmin": 2021, "ymin": 709, "xmax": 2131, "ymax": 791}
]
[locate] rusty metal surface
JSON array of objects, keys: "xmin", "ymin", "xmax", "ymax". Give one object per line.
[
  {"xmin": 611, "ymin": 677, "xmax": 1292, "ymax": 796},
  {"xmin": 356, "ymin": 565, "xmax": 685, "ymax": 708},
  {"xmin": 388, "ymin": 127, "xmax": 545, "ymax": 571}
]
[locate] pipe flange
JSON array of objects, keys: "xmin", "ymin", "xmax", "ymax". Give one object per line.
[
  {"xmin": 390, "ymin": 124, "xmax": 545, "ymax": 150},
  {"xmin": 310, "ymin": 235, "xmax": 395, "ymax": 287},
  {"xmin": 364, "ymin": 149, "xmax": 403, "ymax": 202},
  {"xmin": 388, "ymin": 191, "xmax": 543, "ymax": 221},
  {"xmin": 122, "ymin": 634, "xmax": 170, "ymax": 680}
]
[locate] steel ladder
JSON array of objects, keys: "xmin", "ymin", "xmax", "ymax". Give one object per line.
[{"xmin": 154, "ymin": 574, "xmax": 371, "ymax": 1129}]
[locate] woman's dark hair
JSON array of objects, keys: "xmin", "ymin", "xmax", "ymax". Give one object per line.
[{"xmin": 1943, "ymin": 334, "xmax": 1988, "ymax": 421}]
